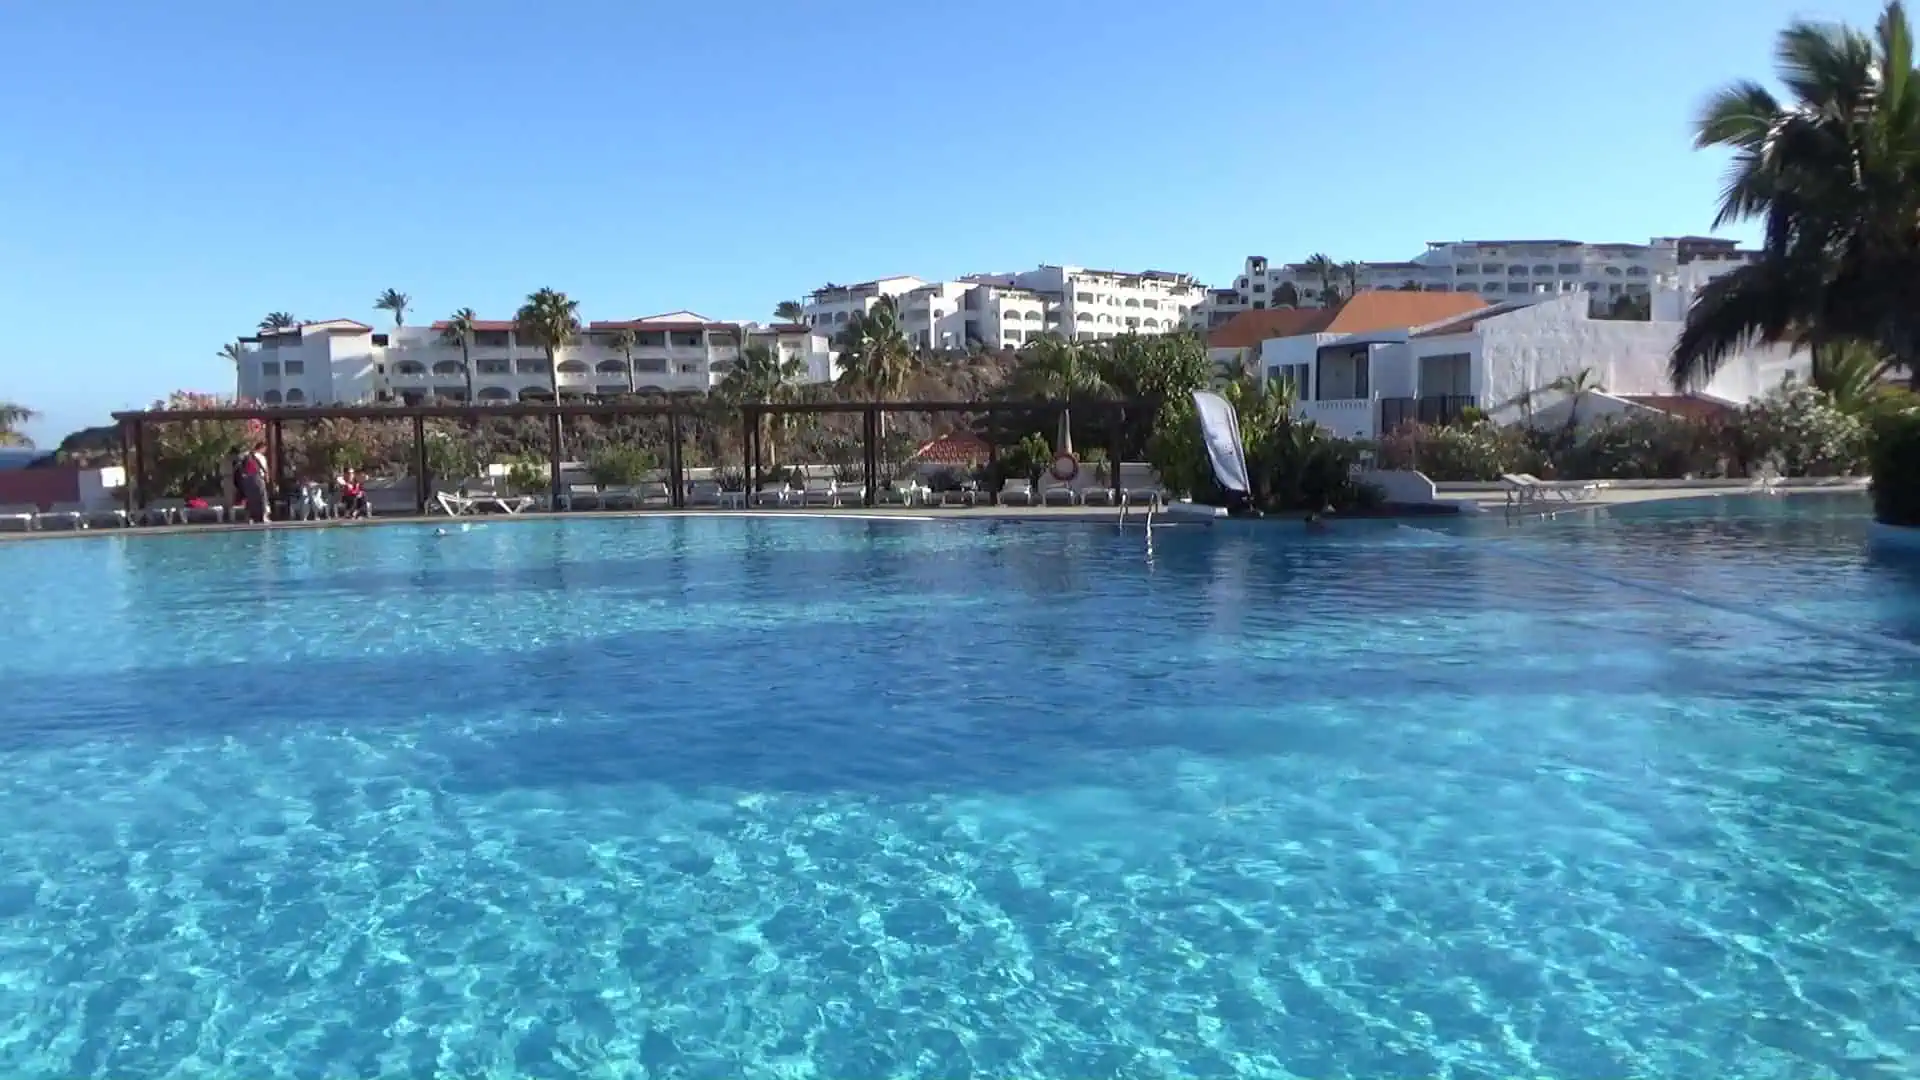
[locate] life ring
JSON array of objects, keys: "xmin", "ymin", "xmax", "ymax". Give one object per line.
[{"xmin": 1049, "ymin": 452, "xmax": 1079, "ymax": 481}]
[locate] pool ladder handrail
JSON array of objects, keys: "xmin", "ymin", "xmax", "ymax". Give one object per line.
[{"xmin": 1117, "ymin": 497, "xmax": 1154, "ymax": 540}]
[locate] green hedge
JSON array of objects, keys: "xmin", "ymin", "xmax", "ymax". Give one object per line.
[{"xmin": 1871, "ymin": 408, "xmax": 1920, "ymax": 526}]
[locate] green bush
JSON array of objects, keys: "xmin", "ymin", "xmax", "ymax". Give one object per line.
[
  {"xmin": 1553, "ymin": 414, "xmax": 1730, "ymax": 480},
  {"xmin": 1375, "ymin": 422, "xmax": 1534, "ymax": 481},
  {"xmin": 1871, "ymin": 406, "xmax": 1920, "ymax": 526},
  {"xmin": 587, "ymin": 445, "xmax": 656, "ymax": 487},
  {"xmin": 1252, "ymin": 416, "xmax": 1378, "ymax": 511}
]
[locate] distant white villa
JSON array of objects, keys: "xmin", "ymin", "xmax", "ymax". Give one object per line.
[
  {"xmin": 1208, "ymin": 268, "xmax": 1804, "ymax": 440},
  {"xmin": 802, "ymin": 265, "xmax": 1207, "ymax": 351}
]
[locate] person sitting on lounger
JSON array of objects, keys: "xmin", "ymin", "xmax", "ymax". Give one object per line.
[{"xmin": 338, "ymin": 469, "xmax": 370, "ymax": 518}]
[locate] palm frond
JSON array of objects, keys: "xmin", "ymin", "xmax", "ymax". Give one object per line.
[{"xmin": 1670, "ymin": 263, "xmax": 1812, "ymax": 390}]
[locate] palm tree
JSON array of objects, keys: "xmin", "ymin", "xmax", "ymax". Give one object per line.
[
  {"xmin": 439, "ymin": 308, "xmax": 479, "ymax": 403},
  {"xmin": 218, "ymin": 342, "xmax": 245, "ymax": 365},
  {"xmin": 773, "ymin": 300, "xmax": 806, "ymax": 324},
  {"xmin": 0, "ymin": 403, "xmax": 35, "ymax": 448},
  {"xmin": 514, "ymin": 288, "xmax": 581, "ymax": 399},
  {"xmin": 720, "ymin": 342, "xmax": 806, "ymax": 464},
  {"xmin": 605, "ymin": 327, "xmax": 638, "ymax": 394},
  {"xmin": 1302, "ymin": 254, "xmax": 1338, "ymax": 306},
  {"xmin": 258, "ymin": 312, "xmax": 298, "ymax": 333},
  {"xmin": 1810, "ymin": 338, "xmax": 1893, "ymax": 411},
  {"xmin": 1015, "ymin": 336, "xmax": 1110, "ymax": 456},
  {"xmin": 1547, "ymin": 367, "xmax": 1605, "ymax": 433},
  {"xmin": 1670, "ymin": 0, "xmax": 1920, "ymax": 389},
  {"xmin": 1273, "ymin": 281, "xmax": 1300, "ymax": 307},
  {"xmin": 1340, "ymin": 261, "xmax": 1364, "ymax": 299},
  {"xmin": 834, "ymin": 296, "xmax": 915, "ymax": 406},
  {"xmin": 375, "ymin": 289, "xmax": 411, "ymax": 328}
]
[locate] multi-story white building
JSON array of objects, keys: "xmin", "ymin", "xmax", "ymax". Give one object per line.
[
  {"xmin": 803, "ymin": 265, "xmax": 1206, "ymax": 350},
  {"xmin": 233, "ymin": 313, "xmax": 834, "ymax": 406},
  {"xmin": 1198, "ymin": 236, "xmax": 1758, "ymax": 328}
]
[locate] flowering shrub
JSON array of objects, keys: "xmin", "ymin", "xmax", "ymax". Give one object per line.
[{"xmin": 1738, "ymin": 384, "xmax": 1869, "ymax": 476}]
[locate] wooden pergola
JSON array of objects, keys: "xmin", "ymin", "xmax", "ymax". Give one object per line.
[{"xmin": 109, "ymin": 397, "xmax": 1148, "ymax": 514}]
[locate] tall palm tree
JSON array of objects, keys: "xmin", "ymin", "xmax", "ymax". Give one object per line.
[
  {"xmin": 375, "ymin": 289, "xmax": 411, "ymax": 328},
  {"xmin": 439, "ymin": 308, "xmax": 479, "ymax": 403},
  {"xmin": 773, "ymin": 300, "xmax": 806, "ymax": 324},
  {"xmin": 0, "ymin": 403, "xmax": 35, "ymax": 448},
  {"xmin": 258, "ymin": 312, "xmax": 298, "ymax": 333},
  {"xmin": 1670, "ymin": 0, "xmax": 1920, "ymax": 389},
  {"xmin": 514, "ymin": 288, "xmax": 581, "ymax": 399},
  {"xmin": 218, "ymin": 342, "xmax": 245, "ymax": 365},
  {"xmin": 834, "ymin": 296, "xmax": 914, "ymax": 400},
  {"xmin": 1302, "ymin": 254, "xmax": 1338, "ymax": 305},
  {"xmin": 605, "ymin": 327, "xmax": 638, "ymax": 394},
  {"xmin": 720, "ymin": 342, "xmax": 806, "ymax": 464},
  {"xmin": 1014, "ymin": 335, "xmax": 1110, "ymax": 455}
]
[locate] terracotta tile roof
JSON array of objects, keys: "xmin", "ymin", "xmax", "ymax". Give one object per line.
[
  {"xmin": 1408, "ymin": 302, "xmax": 1527, "ymax": 338},
  {"xmin": 1617, "ymin": 394, "xmax": 1738, "ymax": 422},
  {"xmin": 911, "ymin": 431, "xmax": 993, "ymax": 465},
  {"xmin": 1206, "ymin": 307, "xmax": 1335, "ymax": 348},
  {"xmin": 1321, "ymin": 291, "xmax": 1488, "ymax": 335}
]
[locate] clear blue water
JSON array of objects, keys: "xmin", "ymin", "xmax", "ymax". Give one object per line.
[{"xmin": 1, "ymin": 495, "xmax": 1917, "ymax": 1078}]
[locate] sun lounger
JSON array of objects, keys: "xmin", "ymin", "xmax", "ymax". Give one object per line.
[
  {"xmin": 138, "ymin": 499, "xmax": 185, "ymax": 526},
  {"xmin": 1038, "ymin": 475, "xmax": 1079, "ymax": 506},
  {"xmin": 999, "ymin": 478, "xmax": 1033, "ymax": 506},
  {"xmin": 1501, "ymin": 473, "xmax": 1606, "ymax": 506},
  {"xmin": 753, "ymin": 483, "xmax": 793, "ymax": 507},
  {"xmin": 638, "ymin": 481, "xmax": 673, "ymax": 508},
  {"xmin": 180, "ymin": 502, "xmax": 227, "ymax": 524},
  {"xmin": 598, "ymin": 485, "xmax": 639, "ymax": 510},
  {"xmin": 800, "ymin": 477, "xmax": 837, "ymax": 507},
  {"xmin": 79, "ymin": 504, "xmax": 129, "ymax": 528},
  {"xmin": 563, "ymin": 484, "xmax": 602, "ymax": 511},
  {"xmin": 434, "ymin": 491, "xmax": 477, "ymax": 516},
  {"xmin": 1116, "ymin": 463, "xmax": 1168, "ymax": 509},
  {"xmin": 0, "ymin": 503, "xmax": 39, "ymax": 531}
]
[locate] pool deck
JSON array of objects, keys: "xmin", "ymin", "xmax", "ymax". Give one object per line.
[{"xmin": 0, "ymin": 478, "xmax": 1870, "ymax": 542}]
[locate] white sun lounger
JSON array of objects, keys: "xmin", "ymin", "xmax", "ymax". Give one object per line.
[
  {"xmin": 999, "ymin": 478, "xmax": 1033, "ymax": 506},
  {"xmin": 754, "ymin": 483, "xmax": 793, "ymax": 507},
  {"xmin": 0, "ymin": 503, "xmax": 39, "ymax": 531},
  {"xmin": 1501, "ymin": 473, "xmax": 1607, "ymax": 506}
]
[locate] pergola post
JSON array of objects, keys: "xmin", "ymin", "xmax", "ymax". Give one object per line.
[
  {"xmin": 547, "ymin": 409, "xmax": 564, "ymax": 508},
  {"xmin": 117, "ymin": 420, "xmax": 134, "ymax": 516},
  {"xmin": 862, "ymin": 405, "xmax": 879, "ymax": 507},
  {"xmin": 130, "ymin": 419, "xmax": 146, "ymax": 511},
  {"xmin": 668, "ymin": 407, "xmax": 685, "ymax": 509}
]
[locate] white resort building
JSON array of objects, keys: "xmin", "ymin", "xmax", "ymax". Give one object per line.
[
  {"xmin": 802, "ymin": 265, "xmax": 1207, "ymax": 350},
  {"xmin": 1207, "ymin": 267, "xmax": 1803, "ymax": 441},
  {"xmin": 233, "ymin": 314, "xmax": 835, "ymax": 406},
  {"xmin": 1198, "ymin": 236, "xmax": 1758, "ymax": 329}
]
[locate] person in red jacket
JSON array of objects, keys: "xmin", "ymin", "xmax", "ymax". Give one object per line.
[{"xmin": 237, "ymin": 441, "xmax": 270, "ymax": 523}]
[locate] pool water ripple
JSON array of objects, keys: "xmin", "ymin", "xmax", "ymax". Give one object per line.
[{"xmin": 0, "ymin": 498, "xmax": 1917, "ymax": 1077}]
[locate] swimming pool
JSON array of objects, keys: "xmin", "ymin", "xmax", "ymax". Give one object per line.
[{"xmin": 0, "ymin": 496, "xmax": 1915, "ymax": 1077}]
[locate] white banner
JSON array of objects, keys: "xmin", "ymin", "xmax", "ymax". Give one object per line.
[{"xmin": 1191, "ymin": 390, "xmax": 1251, "ymax": 496}]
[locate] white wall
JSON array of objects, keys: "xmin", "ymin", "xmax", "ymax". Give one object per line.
[{"xmin": 1450, "ymin": 295, "xmax": 1804, "ymax": 422}]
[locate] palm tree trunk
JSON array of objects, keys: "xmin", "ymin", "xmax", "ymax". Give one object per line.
[
  {"xmin": 626, "ymin": 351, "xmax": 636, "ymax": 395},
  {"xmin": 548, "ymin": 347, "xmax": 559, "ymax": 398},
  {"xmin": 1057, "ymin": 407, "xmax": 1074, "ymax": 456},
  {"xmin": 463, "ymin": 343, "xmax": 474, "ymax": 403}
]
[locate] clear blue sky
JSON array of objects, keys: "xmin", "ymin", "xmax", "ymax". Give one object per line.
[{"xmin": 0, "ymin": 0, "xmax": 1889, "ymax": 444}]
